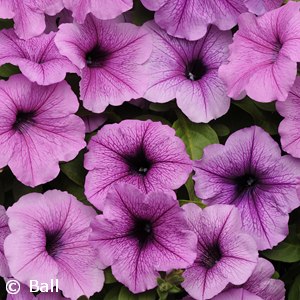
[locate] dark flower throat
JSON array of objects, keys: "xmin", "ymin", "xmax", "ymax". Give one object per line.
[
  {"xmin": 13, "ymin": 110, "xmax": 36, "ymax": 131},
  {"xmin": 45, "ymin": 230, "xmax": 62, "ymax": 257},
  {"xmin": 131, "ymin": 219, "xmax": 153, "ymax": 246},
  {"xmin": 185, "ymin": 59, "xmax": 207, "ymax": 81},
  {"xmin": 86, "ymin": 45, "xmax": 109, "ymax": 68},
  {"xmin": 201, "ymin": 243, "xmax": 222, "ymax": 269},
  {"xmin": 125, "ymin": 148, "xmax": 152, "ymax": 175},
  {"xmin": 234, "ymin": 173, "xmax": 258, "ymax": 194}
]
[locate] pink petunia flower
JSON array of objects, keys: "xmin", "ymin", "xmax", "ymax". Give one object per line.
[
  {"xmin": 141, "ymin": 0, "xmax": 248, "ymax": 41},
  {"xmin": 144, "ymin": 22, "xmax": 231, "ymax": 123},
  {"xmin": 0, "ymin": 205, "xmax": 10, "ymax": 277},
  {"xmin": 0, "ymin": 30, "xmax": 77, "ymax": 85},
  {"xmin": 219, "ymin": 1, "xmax": 300, "ymax": 102},
  {"xmin": 182, "ymin": 204, "xmax": 258, "ymax": 300},
  {"xmin": 62, "ymin": 0, "xmax": 133, "ymax": 24},
  {"xmin": 7, "ymin": 281, "xmax": 69, "ymax": 300},
  {"xmin": 0, "ymin": 74, "xmax": 86, "ymax": 187},
  {"xmin": 193, "ymin": 126, "xmax": 300, "ymax": 250},
  {"xmin": 55, "ymin": 16, "xmax": 152, "ymax": 113},
  {"xmin": 276, "ymin": 77, "xmax": 300, "ymax": 158},
  {"xmin": 0, "ymin": 0, "xmax": 64, "ymax": 39},
  {"xmin": 245, "ymin": 0, "xmax": 283, "ymax": 15},
  {"xmin": 89, "ymin": 183, "xmax": 197, "ymax": 293},
  {"xmin": 213, "ymin": 258, "xmax": 285, "ymax": 300},
  {"xmin": 84, "ymin": 119, "xmax": 192, "ymax": 210},
  {"xmin": 4, "ymin": 190, "xmax": 104, "ymax": 300}
]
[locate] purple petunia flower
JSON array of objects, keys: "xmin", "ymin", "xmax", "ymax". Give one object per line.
[
  {"xmin": 213, "ymin": 258, "xmax": 285, "ymax": 300},
  {"xmin": 0, "ymin": 0, "xmax": 64, "ymax": 39},
  {"xmin": 276, "ymin": 77, "xmax": 300, "ymax": 158},
  {"xmin": 7, "ymin": 281, "xmax": 69, "ymax": 300},
  {"xmin": 63, "ymin": 0, "xmax": 133, "ymax": 24},
  {"xmin": 0, "ymin": 30, "xmax": 77, "ymax": 86},
  {"xmin": 45, "ymin": 9, "xmax": 73, "ymax": 33},
  {"xmin": 89, "ymin": 183, "xmax": 197, "ymax": 293},
  {"xmin": 144, "ymin": 22, "xmax": 231, "ymax": 123},
  {"xmin": 244, "ymin": 0, "xmax": 283, "ymax": 15},
  {"xmin": 55, "ymin": 16, "xmax": 151, "ymax": 113},
  {"xmin": 82, "ymin": 113, "xmax": 107, "ymax": 133},
  {"xmin": 4, "ymin": 190, "xmax": 104, "ymax": 300},
  {"xmin": 84, "ymin": 119, "xmax": 192, "ymax": 210},
  {"xmin": 0, "ymin": 74, "xmax": 85, "ymax": 187},
  {"xmin": 0, "ymin": 0, "xmax": 14, "ymax": 19},
  {"xmin": 0, "ymin": 205, "xmax": 10, "ymax": 277},
  {"xmin": 182, "ymin": 204, "xmax": 258, "ymax": 300},
  {"xmin": 193, "ymin": 126, "xmax": 300, "ymax": 250},
  {"xmin": 140, "ymin": 0, "xmax": 249, "ymax": 41},
  {"xmin": 219, "ymin": 1, "xmax": 300, "ymax": 102}
]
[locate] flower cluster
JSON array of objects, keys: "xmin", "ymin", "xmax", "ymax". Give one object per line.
[{"xmin": 0, "ymin": 0, "xmax": 299, "ymax": 299}]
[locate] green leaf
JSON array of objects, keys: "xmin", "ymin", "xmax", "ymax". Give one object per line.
[
  {"xmin": 179, "ymin": 199, "xmax": 205, "ymax": 208},
  {"xmin": 60, "ymin": 151, "xmax": 86, "ymax": 187},
  {"xmin": 184, "ymin": 175, "xmax": 202, "ymax": 204},
  {"xmin": 253, "ymin": 101, "xmax": 276, "ymax": 112},
  {"xmin": 135, "ymin": 114, "xmax": 171, "ymax": 125},
  {"xmin": 210, "ymin": 123, "xmax": 230, "ymax": 137},
  {"xmin": 233, "ymin": 97, "xmax": 280, "ymax": 135},
  {"xmin": 12, "ymin": 180, "xmax": 43, "ymax": 201},
  {"xmin": 149, "ymin": 102, "xmax": 174, "ymax": 112},
  {"xmin": 173, "ymin": 112, "xmax": 218, "ymax": 204},
  {"xmin": 0, "ymin": 19, "xmax": 14, "ymax": 29},
  {"xmin": 104, "ymin": 286, "xmax": 121, "ymax": 300},
  {"xmin": 117, "ymin": 287, "xmax": 156, "ymax": 300},
  {"xmin": 263, "ymin": 224, "xmax": 300, "ymax": 263},
  {"xmin": 131, "ymin": 0, "xmax": 154, "ymax": 25},
  {"xmin": 0, "ymin": 63, "xmax": 20, "ymax": 78},
  {"xmin": 272, "ymin": 271, "xmax": 280, "ymax": 279},
  {"xmin": 104, "ymin": 268, "xmax": 117, "ymax": 284},
  {"xmin": 289, "ymin": 274, "xmax": 300, "ymax": 300},
  {"xmin": 137, "ymin": 290, "xmax": 156, "ymax": 300},
  {"xmin": 173, "ymin": 111, "xmax": 218, "ymax": 160}
]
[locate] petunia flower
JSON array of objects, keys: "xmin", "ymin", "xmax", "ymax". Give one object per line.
[
  {"xmin": 182, "ymin": 204, "xmax": 258, "ymax": 300},
  {"xmin": 276, "ymin": 77, "xmax": 300, "ymax": 158},
  {"xmin": 7, "ymin": 281, "xmax": 69, "ymax": 300},
  {"xmin": 140, "ymin": 0, "xmax": 248, "ymax": 41},
  {"xmin": 89, "ymin": 183, "xmax": 197, "ymax": 293},
  {"xmin": 0, "ymin": 74, "xmax": 86, "ymax": 187},
  {"xmin": 63, "ymin": 0, "xmax": 133, "ymax": 24},
  {"xmin": 244, "ymin": 0, "xmax": 283, "ymax": 15},
  {"xmin": 0, "ymin": 0, "xmax": 14, "ymax": 19},
  {"xmin": 0, "ymin": 0, "xmax": 64, "ymax": 39},
  {"xmin": 4, "ymin": 190, "xmax": 104, "ymax": 300},
  {"xmin": 82, "ymin": 113, "xmax": 107, "ymax": 133},
  {"xmin": 0, "ymin": 30, "xmax": 77, "ymax": 86},
  {"xmin": 144, "ymin": 22, "xmax": 231, "ymax": 123},
  {"xmin": 219, "ymin": 1, "xmax": 300, "ymax": 102},
  {"xmin": 84, "ymin": 119, "xmax": 192, "ymax": 210},
  {"xmin": 0, "ymin": 205, "xmax": 10, "ymax": 277},
  {"xmin": 213, "ymin": 258, "xmax": 285, "ymax": 300},
  {"xmin": 193, "ymin": 126, "xmax": 300, "ymax": 250},
  {"xmin": 45, "ymin": 9, "xmax": 73, "ymax": 33},
  {"xmin": 55, "ymin": 16, "xmax": 151, "ymax": 113}
]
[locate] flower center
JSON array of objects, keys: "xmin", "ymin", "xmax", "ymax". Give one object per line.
[
  {"xmin": 201, "ymin": 243, "xmax": 222, "ymax": 269},
  {"xmin": 132, "ymin": 219, "xmax": 153, "ymax": 246},
  {"xmin": 125, "ymin": 148, "xmax": 152, "ymax": 175},
  {"xmin": 85, "ymin": 45, "xmax": 109, "ymax": 68},
  {"xmin": 13, "ymin": 110, "xmax": 36, "ymax": 131},
  {"xmin": 234, "ymin": 173, "xmax": 258, "ymax": 194},
  {"xmin": 45, "ymin": 231, "xmax": 62, "ymax": 257},
  {"xmin": 185, "ymin": 59, "xmax": 207, "ymax": 81}
]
